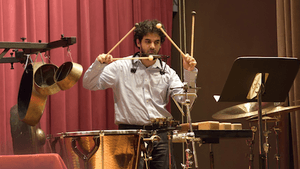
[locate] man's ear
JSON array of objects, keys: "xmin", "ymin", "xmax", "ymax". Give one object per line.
[{"xmin": 136, "ymin": 39, "xmax": 141, "ymax": 48}]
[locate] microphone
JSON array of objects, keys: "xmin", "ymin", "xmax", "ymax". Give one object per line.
[
  {"xmin": 131, "ymin": 67, "xmax": 137, "ymax": 73},
  {"xmin": 132, "ymin": 53, "xmax": 169, "ymax": 74},
  {"xmin": 140, "ymin": 54, "xmax": 169, "ymax": 60},
  {"xmin": 150, "ymin": 54, "xmax": 162, "ymax": 59}
]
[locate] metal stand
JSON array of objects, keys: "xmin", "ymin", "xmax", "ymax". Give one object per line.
[
  {"xmin": 273, "ymin": 121, "xmax": 281, "ymax": 169},
  {"xmin": 172, "ymin": 84, "xmax": 199, "ymax": 169},
  {"xmin": 257, "ymin": 76, "xmax": 267, "ymax": 169},
  {"xmin": 142, "ymin": 132, "xmax": 161, "ymax": 169},
  {"xmin": 263, "ymin": 118, "xmax": 272, "ymax": 169},
  {"xmin": 0, "ymin": 35, "xmax": 76, "ymax": 64},
  {"xmin": 217, "ymin": 57, "xmax": 300, "ymax": 169},
  {"xmin": 246, "ymin": 126, "xmax": 257, "ymax": 169}
]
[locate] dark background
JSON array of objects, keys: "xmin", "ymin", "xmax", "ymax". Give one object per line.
[{"xmin": 171, "ymin": 1, "xmax": 278, "ymax": 168}]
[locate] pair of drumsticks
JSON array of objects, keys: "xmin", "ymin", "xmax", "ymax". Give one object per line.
[{"xmin": 107, "ymin": 11, "xmax": 196, "ymax": 61}]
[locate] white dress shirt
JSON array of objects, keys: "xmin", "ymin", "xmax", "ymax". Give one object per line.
[{"xmin": 83, "ymin": 55, "xmax": 198, "ymax": 125}]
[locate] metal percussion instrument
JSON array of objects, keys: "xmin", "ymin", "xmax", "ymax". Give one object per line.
[
  {"xmin": 52, "ymin": 130, "xmax": 150, "ymax": 169},
  {"xmin": 34, "ymin": 62, "xmax": 61, "ymax": 95},
  {"xmin": 54, "ymin": 61, "xmax": 83, "ymax": 90},
  {"xmin": 10, "ymin": 104, "xmax": 46, "ymax": 154},
  {"xmin": 18, "ymin": 64, "xmax": 48, "ymax": 126},
  {"xmin": 212, "ymin": 101, "xmax": 300, "ymax": 121},
  {"xmin": 212, "ymin": 102, "xmax": 282, "ymax": 120},
  {"xmin": 250, "ymin": 105, "xmax": 300, "ymax": 118},
  {"xmin": 212, "ymin": 102, "xmax": 300, "ymax": 169}
]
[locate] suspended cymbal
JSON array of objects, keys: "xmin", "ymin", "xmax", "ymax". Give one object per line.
[
  {"xmin": 212, "ymin": 102, "xmax": 282, "ymax": 120},
  {"xmin": 252, "ymin": 105, "xmax": 300, "ymax": 118},
  {"xmin": 248, "ymin": 116, "xmax": 280, "ymax": 123}
]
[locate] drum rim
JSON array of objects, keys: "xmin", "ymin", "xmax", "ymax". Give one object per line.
[{"xmin": 55, "ymin": 129, "xmax": 149, "ymax": 137}]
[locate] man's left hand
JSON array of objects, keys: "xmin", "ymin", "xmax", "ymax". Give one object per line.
[{"xmin": 182, "ymin": 53, "xmax": 197, "ymax": 71}]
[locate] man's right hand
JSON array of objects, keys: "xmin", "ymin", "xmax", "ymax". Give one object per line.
[{"xmin": 97, "ymin": 53, "xmax": 113, "ymax": 64}]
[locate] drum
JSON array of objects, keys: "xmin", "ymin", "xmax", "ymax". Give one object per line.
[{"xmin": 52, "ymin": 130, "xmax": 149, "ymax": 169}]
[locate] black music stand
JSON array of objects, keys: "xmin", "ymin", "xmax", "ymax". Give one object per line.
[{"xmin": 218, "ymin": 56, "xmax": 300, "ymax": 169}]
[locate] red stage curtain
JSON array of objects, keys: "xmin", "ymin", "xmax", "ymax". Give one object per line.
[
  {"xmin": 0, "ymin": 0, "xmax": 49, "ymax": 154},
  {"xmin": 0, "ymin": 0, "xmax": 173, "ymax": 155}
]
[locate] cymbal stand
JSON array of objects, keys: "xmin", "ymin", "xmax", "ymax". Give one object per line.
[
  {"xmin": 186, "ymin": 98, "xmax": 198, "ymax": 169},
  {"xmin": 179, "ymin": 98, "xmax": 196, "ymax": 169},
  {"xmin": 246, "ymin": 126, "xmax": 257, "ymax": 169},
  {"xmin": 216, "ymin": 57, "xmax": 299, "ymax": 169},
  {"xmin": 257, "ymin": 73, "xmax": 266, "ymax": 169},
  {"xmin": 172, "ymin": 85, "xmax": 199, "ymax": 169},
  {"xmin": 263, "ymin": 120, "xmax": 271, "ymax": 169},
  {"xmin": 273, "ymin": 120, "xmax": 281, "ymax": 169}
]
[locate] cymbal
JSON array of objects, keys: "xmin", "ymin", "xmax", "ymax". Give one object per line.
[
  {"xmin": 252, "ymin": 105, "xmax": 300, "ymax": 118},
  {"xmin": 248, "ymin": 116, "xmax": 280, "ymax": 123},
  {"xmin": 212, "ymin": 102, "xmax": 282, "ymax": 120}
]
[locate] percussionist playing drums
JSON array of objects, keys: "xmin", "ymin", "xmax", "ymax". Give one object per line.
[{"xmin": 83, "ymin": 19, "xmax": 198, "ymax": 169}]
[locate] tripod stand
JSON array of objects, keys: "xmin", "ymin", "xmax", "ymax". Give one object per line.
[{"xmin": 172, "ymin": 83, "xmax": 200, "ymax": 168}]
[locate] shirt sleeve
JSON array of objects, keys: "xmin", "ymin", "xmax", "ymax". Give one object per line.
[
  {"xmin": 184, "ymin": 68, "xmax": 198, "ymax": 92},
  {"xmin": 170, "ymin": 67, "xmax": 198, "ymax": 104},
  {"xmin": 82, "ymin": 59, "xmax": 117, "ymax": 91}
]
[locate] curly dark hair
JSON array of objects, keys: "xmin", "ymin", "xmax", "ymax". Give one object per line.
[{"xmin": 134, "ymin": 19, "xmax": 166, "ymax": 48}]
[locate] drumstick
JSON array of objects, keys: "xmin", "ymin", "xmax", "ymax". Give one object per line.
[
  {"xmin": 106, "ymin": 23, "xmax": 139, "ymax": 57},
  {"xmin": 191, "ymin": 11, "xmax": 196, "ymax": 58},
  {"xmin": 112, "ymin": 55, "xmax": 154, "ymax": 61},
  {"xmin": 156, "ymin": 23, "xmax": 186, "ymax": 57}
]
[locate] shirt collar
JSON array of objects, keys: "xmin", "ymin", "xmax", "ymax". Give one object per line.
[{"xmin": 152, "ymin": 59, "xmax": 163, "ymax": 69}]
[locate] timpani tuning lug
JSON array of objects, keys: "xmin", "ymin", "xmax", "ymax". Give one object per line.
[{"xmin": 143, "ymin": 135, "xmax": 161, "ymax": 142}]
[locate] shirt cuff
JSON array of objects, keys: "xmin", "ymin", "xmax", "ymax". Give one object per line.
[
  {"xmin": 93, "ymin": 58, "xmax": 108, "ymax": 70},
  {"xmin": 184, "ymin": 68, "xmax": 198, "ymax": 83}
]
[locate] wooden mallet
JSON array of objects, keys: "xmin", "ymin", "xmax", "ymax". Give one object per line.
[
  {"xmin": 112, "ymin": 55, "xmax": 154, "ymax": 61},
  {"xmin": 191, "ymin": 11, "xmax": 196, "ymax": 58},
  {"xmin": 106, "ymin": 23, "xmax": 139, "ymax": 57},
  {"xmin": 156, "ymin": 23, "xmax": 186, "ymax": 57}
]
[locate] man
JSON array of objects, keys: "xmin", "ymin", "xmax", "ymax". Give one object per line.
[{"xmin": 83, "ymin": 19, "xmax": 197, "ymax": 169}]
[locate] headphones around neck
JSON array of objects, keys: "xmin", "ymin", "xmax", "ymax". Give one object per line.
[
  {"xmin": 130, "ymin": 52, "xmax": 139, "ymax": 73},
  {"xmin": 131, "ymin": 52, "xmax": 167, "ymax": 75}
]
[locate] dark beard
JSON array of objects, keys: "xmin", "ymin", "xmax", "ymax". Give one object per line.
[{"xmin": 139, "ymin": 48, "xmax": 158, "ymax": 56}]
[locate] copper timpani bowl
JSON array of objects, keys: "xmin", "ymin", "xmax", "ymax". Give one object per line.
[{"xmin": 52, "ymin": 130, "xmax": 150, "ymax": 169}]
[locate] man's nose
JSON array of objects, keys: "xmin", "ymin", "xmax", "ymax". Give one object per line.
[{"xmin": 150, "ymin": 42, "xmax": 155, "ymax": 48}]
